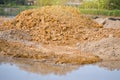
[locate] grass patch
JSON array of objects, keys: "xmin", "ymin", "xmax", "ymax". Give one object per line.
[{"xmin": 79, "ymin": 9, "xmax": 120, "ymax": 16}]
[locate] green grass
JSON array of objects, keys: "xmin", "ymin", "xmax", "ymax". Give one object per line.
[{"xmin": 79, "ymin": 9, "xmax": 120, "ymax": 16}]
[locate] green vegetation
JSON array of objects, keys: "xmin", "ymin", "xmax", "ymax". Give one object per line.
[
  {"xmin": 80, "ymin": 0, "xmax": 120, "ymax": 10},
  {"xmin": 36, "ymin": 0, "xmax": 67, "ymax": 6},
  {"xmin": 79, "ymin": 0, "xmax": 120, "ymax": 16},
  {"xmin": 0, "ymin": 0, "xmax": 26, "ymax": 6},
  {"xmin": 0, "ymin": 0, "xmax": 67, "ymax": 6},
  {"xmin": 80, "ymin": 9, "xmax": 120, "ymax": 16},
  {"xmin": 0, "ymin": 0, "xmax": 120, "ymax": 16}
]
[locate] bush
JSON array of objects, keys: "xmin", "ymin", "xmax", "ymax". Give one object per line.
[
  {"xmin": 80, "ymin": 0, "xmax": 98, "ymax": 9},
  {"xmin": 79, "ymin": 9, "xmax": 120, "ymax": 16},
  {"xmin": 36, "ymin": 0, "xmax": 67, "ymax": 6},
  {"xmin": 80, "ymin": 0, "xmax": 120, "ymax": 10}
]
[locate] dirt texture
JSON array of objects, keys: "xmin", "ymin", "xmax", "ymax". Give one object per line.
[
  {"xmin": 78, "ymin": 37, "xmax": 120, "ymax": 61},
  {"xmin": 0, "ymin": 6, "xmax": 120, "ymax": 65},
  {"xmin": 2, "ymin": 6, "xmax": 102, "ymax": 46},
  {"xmin": 0, "ymin": 39, "xmax": 100, "ymax": 65},
  {"xmin": 93, "ymin": 16, "xmax": 120, "ymax": 29}
]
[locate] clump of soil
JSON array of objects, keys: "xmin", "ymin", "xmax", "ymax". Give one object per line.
[{"xmin": 3, "ymin": 6, "xmax": 102, "ymax": 46}]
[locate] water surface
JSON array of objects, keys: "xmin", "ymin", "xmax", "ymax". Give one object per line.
[{"xmin": 0, "ymin": 58, "xmax": 120, "ymax": 80}]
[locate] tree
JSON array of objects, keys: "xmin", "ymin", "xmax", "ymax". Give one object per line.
[
  {"xmin": 0, "ymin": 0, "xmax": 26, "ymax": 6},
  {"xmin": 0, "ymin": 0, "xmax": 4, "ymax": 4},
  {"xmin": 105, "ymin": 0, "xmax": 120, "ymax": 9},
  {"xmin": 16, "ymin": 0, "xmax": 26, "ymax": 5}
]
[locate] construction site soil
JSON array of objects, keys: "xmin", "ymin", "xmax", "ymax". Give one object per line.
[{"xmin": 0, "ymin": 6, "xmax": 120, "ymax": 65}]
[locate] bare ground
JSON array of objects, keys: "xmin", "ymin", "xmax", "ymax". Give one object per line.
[{"xmin": 0, "ymin": 16, "xmax": 120, "ymax": 65}]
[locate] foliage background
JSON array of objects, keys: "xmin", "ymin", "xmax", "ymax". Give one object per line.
[{"xmin": 80, "ymin": 0, "xmax": 120, "ymax": 10}]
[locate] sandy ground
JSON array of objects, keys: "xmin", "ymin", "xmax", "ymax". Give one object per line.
[
  {"xmin": 92, "ymin": 16, "xmax": 120, "ymax": 29},
  {"xmin": 0, "ymin": 16, "xmax": 120, "ymax": 65},
  {"xmin": 78, "ymin": 37, "xmax": 120, "ymax": 61}
]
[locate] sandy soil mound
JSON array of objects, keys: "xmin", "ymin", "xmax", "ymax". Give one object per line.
[
  {"xmin": 3, "ymin": 6, "xmax": 102, "ymax": 46},
  {"xmin": 0, "ymin": 6, "xmax": 120, "ymax": 65},
  {"xmin": 0, "ymin": 39, "xmax": 100, "ymax": 65},
  {"xmin": 78, "ymin": 37, "xmax": 120, "ymax": 61}
]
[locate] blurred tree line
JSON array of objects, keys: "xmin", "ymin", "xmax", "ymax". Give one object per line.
[
  {"xmin": 36, "ymin": 0, "xmax": 67, "ymax": 6},
  {"xmin": 0, "ymin": 0, "xmax": 26, "ymax": 6},
  {"xmin": 0, "ymin": 0, "xmax": 120, "ymax": 10},
  {"xmin": 0, "ymin": 0, "xmax": 66, "ymax": 6},
  {"xmin": 81, "ymin": 0, "xmax": 120, "ymax": 10}
]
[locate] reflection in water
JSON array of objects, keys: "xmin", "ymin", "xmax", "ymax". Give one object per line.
[
  {"xmin": 0, "ymin": 57, "xmax": 79, "ymax": 75},
  {"xmin": 0, "ymin": 57, "xmax": 120, "ymax": 80},
  {"xmin": 17, "ymin": 60, "xmax": 79, "ymax": 75},
  {"xmin": 96, "ymin": 61, "xmax": 120, "ymax": 71}
]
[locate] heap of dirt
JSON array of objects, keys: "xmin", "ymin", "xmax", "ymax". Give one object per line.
[
  {"xmin": 0, "ymin": 39, "xmax": 101, "ymax": 65},
  {"xmin": 1, "ymin": 6, "xmax": 120, "ymax": 65},
  {"xmin": 3, "ymin": 6, "xmax": 102, "ymax": 46},
  {"xmin": 78, "ymin": 37, "xmax": 120, "ymax": 61}
]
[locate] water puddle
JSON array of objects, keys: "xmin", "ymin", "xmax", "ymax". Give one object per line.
[{"xmin": 0, "ymin": 57, "xmax": 120, "ymax": 80}]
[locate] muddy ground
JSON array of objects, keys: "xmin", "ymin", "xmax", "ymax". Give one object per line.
[{"xmin": 0, "ymin": 16, "xmax": 120, "ymax": 65}]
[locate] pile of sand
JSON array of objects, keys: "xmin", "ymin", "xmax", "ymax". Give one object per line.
[
  {"xmin": 78, "ymin": 37, "xmax": 120, "ymax": 61},
  {"xmin": 1, "ymin": 6, "xmax": 120, "ymax": 65},
  {"xmin": 3, "ymin": 6, "xmax": 102, "ymax": 46},
  {"xmin": 0, "ymin": 39, "xmax": 100, "ymax": 65}
]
